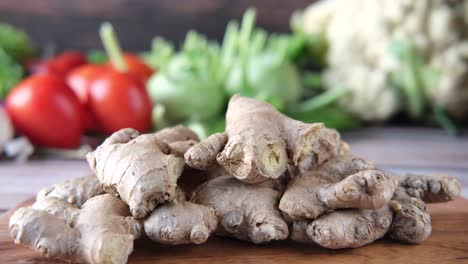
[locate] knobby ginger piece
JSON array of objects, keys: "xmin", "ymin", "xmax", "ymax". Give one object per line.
[
  {"xmin": 192, "ymin": 174, "xmax": 289, "ymax": 244},
  {"xmin": 291, "ymin": 206, "xmax": 392, "ymax": 249},
  {"xmin": 86, "ymin": 126, "xmax": 198, "ymax": 218},
  {"xmin": 186, "ymin": 95, "xmax": 346, "ymax": 183},
  {"xmin": 280, "ymin": 155, "xmax": 397, "ymax": 220},
  {"xmin": 10, "ymin": 194, "xmax": 142, "ymax": 264},
  {"xmin": 144, "ymin": 200, "xmax": 218, "ymax": 245},
  {"xmin": 389, "ymin": 173, "xmax": 461, "ymax": 243},
  {"xmin": 388, "ymin": 188, "xmax": 431, "ymax": 244},
  {"xmin": 398, "ymin": 174, "xmax": 462, "ymax": 203},
  {"xmin": 36, "ymin": 175, "xmax": 104, "ymax": 207}
]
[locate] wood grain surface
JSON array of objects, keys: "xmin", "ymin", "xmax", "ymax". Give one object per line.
[{"xmin": 0, "ymin": 198, "xmax": 467, "ymax": 263}]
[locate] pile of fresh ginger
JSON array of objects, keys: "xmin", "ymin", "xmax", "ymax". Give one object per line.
[{"xmin": 9, "ymin": 95, "xmax": 462, "ymax": 263}]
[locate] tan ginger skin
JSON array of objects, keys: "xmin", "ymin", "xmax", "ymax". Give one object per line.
[
  {"xmin": 291, "ymin": 206, "xmax": 393, "ymax": 249},
  {"xmin": 388, "ymin": 174, "xmax": 461, "ymax": 244},
  {"xmin": 36, "ymin": 175, "xmax": 104, "ymax": 207},
  {"xmin": 279, "ymin": 155, "xmax": 398, "ymax": 220},
  {"xmin": 144, "ymin": 200, "xmax": 218, "ymax": 245},
  {"xmin": 192, "ymin": 174, "xmax": 289, "ymax": 244},
  {"xmin": 185, "ymin": 95, "xmax": 346, "ymax": 183},
  {"xmin": 290, "ymin": 174, "xmax": 461, "ymax": 248},
  {"xmin": 9, "ymin": 194, "xmax": 141, "ymax": 264},
  {"xmin": 397, "ymin": 174, "xmax": 462, "ymax": 203},
  {"xmin": 86, "ymin": 125, "xmax": 198, "ymax": 219}
]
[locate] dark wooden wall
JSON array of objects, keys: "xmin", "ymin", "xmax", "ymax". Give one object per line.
[{"xmin": 0, "ymin": 0, "xmax": 315, "ymax": 52}]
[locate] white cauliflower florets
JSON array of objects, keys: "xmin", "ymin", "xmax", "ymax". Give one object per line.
[{"xmin": 297, "ymin": 0, "xmax": 468, "ymax": 121}]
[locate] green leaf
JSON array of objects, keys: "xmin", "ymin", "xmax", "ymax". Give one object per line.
[
  {"xmin": 303, "ymin": 72, "xmax": 323, "ymax": 91},
  {"xmin": 186, "ymin": 118, "xmax": 226, "ymax": 139},
  {"xmin": 289, "ymin": 86, "xmax": 348, "ymax": 113},
  {"xmin": 142, "ymin": 37, "xmax": 175, "ymax": 71},
  {"xmin": 0, "ymin": 48, "xmax": 23, "ymax": 99},
  {"xmin": 288, "ymin": 105, "xmax": 360, "ymax": 131},
  {"xmin": 0, "ymin": 23, "xmax": 36, "ymax": 62}
]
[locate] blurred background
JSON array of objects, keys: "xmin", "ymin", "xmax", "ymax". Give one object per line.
[
  {"xmin": 0, "ymin": 0, "xmax": 467, "ymax": 213},
  {"xmin": 0, "ymin": 0, "xmax": 310, "ymax": 51}
]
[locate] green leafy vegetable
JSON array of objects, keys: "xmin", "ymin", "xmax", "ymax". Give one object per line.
[
  {"xmin": 221, "ymin": 8, "xmax": 303, "ymax": 109},
  {"xmin": 0, "ymin": 48, "xmax": 23, "ymax": 99},
  {"xmin": 146, "ymin": 8, "xmax": 357, "ymax": 135},
  {"xmin": 147, "ymin": 31, "xmax": 225, "ymax": 125},
  {"xmin": 0, "ymin": 23, "xmax": 35, "ymax": 62},
  {"xmin": 142, "ymin": 37, "xmax": 175, "ymax": 70}
]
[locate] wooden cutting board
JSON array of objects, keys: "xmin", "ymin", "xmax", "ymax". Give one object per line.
[{"xmin": 1, "ymin": 198, "xmax": 467, "ymax": 264}]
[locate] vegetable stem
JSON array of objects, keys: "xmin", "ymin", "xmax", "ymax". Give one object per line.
[
  {"xmin": 303, "ymin": 72, "xmax": 323, "ymax": 91},
  {"xmin": 433, "ymin": 106, "xmax": 458, "ymax": 136},
  {"xmin": 100, "ymin": 22, "xmax": 127, "ymax": 72},
  {"xmin": 239, "ymin": 8, "xmax": 256, "ymax": 60},
  {"xmin": 291, "ymin": 86, "xmax": 348, "ymax": 113},
  {"xmin": 402, "ymin": 52, "xmax": 424, "ymax": 118}
]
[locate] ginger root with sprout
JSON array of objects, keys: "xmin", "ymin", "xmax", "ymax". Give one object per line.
[
  {"xmin": 86, "ymin": 125, "xmax": 198, "ymax": 218},
  {"xmin": 185, "ymin": 95, "xmax": 345, "ymax": 183},
  {"xmin": 192, "ymin": 173, "xmax": 289, "ymax": 244},
  {"xmin": 10, "ymin": 194, "xmax": 142, "ymax": 264},
  {"xmin": 280, "ymin": 155, "xmax": 398, "ymax": 220}
]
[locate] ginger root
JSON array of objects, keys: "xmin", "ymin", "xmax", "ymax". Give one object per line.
[
  {"xmin": 291, "ymin": 206, "xmax": 393, "ymax": 249},
  {"xmin": 144, "ymin": 199, "xmax": 218, "ymax": 245},
  {"xmin": 185, "ymin": 95, "xmax": 345, "ymax": 183},
  {"xmin": 280, "ymin": 155, "xmax": 398, "ymax": 220},
  {"xmin": 388, "ymin": 174, "xmax": 461, "ymax": 244},
  {"xmin": 398, "ymin": 174, "xmax": 462, "ymax": 203},
  {"xmin": 36, "ymin": 175, "xmax": 104, "ymax": 207},
  {"xmin": 86, "ymin": 126, "xmax": 197, "ymax": 218},
  {"xmin": 10, "ymin": 194, "xmax": 141, "ymax": 264},
  {"xmin": 192, "ymin": 174, "xmax": 289, "ymax": 244},
  {"xmin": 290, "ymin": 173, "xmax": 462, "ymax": 248}
]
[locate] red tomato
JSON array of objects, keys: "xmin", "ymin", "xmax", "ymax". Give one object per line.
[
  {"xmin": 67, "ymin": 64, "xmax": 109, "ymax": 104},
  {"xmin": 107, "ymin": 54, "xmax": 154, "ymax": 82},
  {"xmin": 29, "ymin": 51, "xmax": 87, "ymax": 77},
  {"xmin": 88, "ymin": 71, "xmax": 152, "ymax": 134},
  {"xmin": 52, "ymin": 51, "xmax": 88, "ymax": 75},
  {"xmin": 6, "ymin": 74, "xmax": 85, "ymax": 148},
  {"xmin": 67, "ymin": 64, "xmax": 109, "ymax": 131}
]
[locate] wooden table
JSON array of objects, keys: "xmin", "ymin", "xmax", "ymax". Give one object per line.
[{"xmin": 1, "ymin": 197, "xmax": 467, "ymax": 263}]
